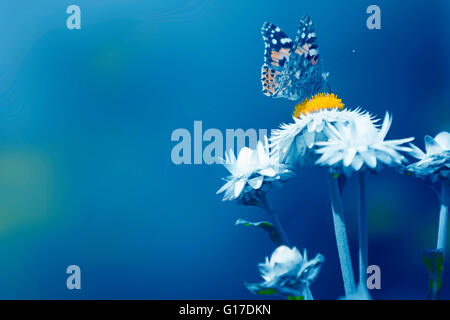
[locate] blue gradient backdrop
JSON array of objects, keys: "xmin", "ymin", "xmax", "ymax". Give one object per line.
[{"xmin": 0, "ymin": 0, "xmax": 448, "ymax": 299}]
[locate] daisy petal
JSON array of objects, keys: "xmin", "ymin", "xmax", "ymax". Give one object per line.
[
  {"xmin": 259, "ymin": 167, "xmax": 277, "ymax": 177},
  {"xmin": 234, "ymin": 179, "xmax": 246, "ymax": 198},
  {"xmin": 360, "ymin": 150, "xmax": 377, "ymax": 169},
  {"xmin": 408, "ymin": 143, "xmax": 426, "ymax": 159},
  {"xmin": 217, "ymin": 179, "xmax": 234, "ymax": 194},
  {"xmin": 378, "ymin": 112, "xmax": 392, "ymax": 141},
  {"xmin": 352, "ymin": 156, "xmax": 364, "ymax": 171},
  {"xmin": 303, "ymin": 130, "xmax": 315, "ymax": 148},
  {"xmin": 435, "ymin": 132, "xmax": 450, "ymax": 150},
  {"xmin": 343, "ymin": 148, "xmax": 357, "ymax": 167},
  {"xmin": 425, "ymin": 135, "xmax": 443, "ymax": 155},
  {"xmin": 248, "ymin": 176, "xmax": 264, "ymax": 189}
]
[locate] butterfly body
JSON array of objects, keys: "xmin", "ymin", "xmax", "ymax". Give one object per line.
[{"xmin": 261, "ymin": 15, "xmax": 327, "ymax": 101}]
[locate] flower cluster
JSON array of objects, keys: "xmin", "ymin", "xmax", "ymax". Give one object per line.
[
  {"xmin": 217, "ymin": 85, "xmax": 446, "ymax": 300},
  {"xmin": 246, "ymin": 246, "xmax": 324, "ymax": 299}
]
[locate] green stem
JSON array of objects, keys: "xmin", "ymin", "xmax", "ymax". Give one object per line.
[
  {"xmin": 358, "ymin": 173, "xmax": 368, "ymax": 287},
  {"xmin": 260, "ymin": 194, "xmax": 290, "ymax": 247},
  {"xmin": 431, "ymin": 183, "xmax": 449, "ymax": 299},
  {"xmin": 260, "ymin": 193, "xmax": 315, "ymax": 299},
  {"xmin": 327, "ymin": 172, "xmax": 356, "ymax": 296},
  {"xmin": 437, "ymin": 184, "xmax": 449, "ymax": 251}
]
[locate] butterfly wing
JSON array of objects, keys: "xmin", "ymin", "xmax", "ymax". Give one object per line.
[
  {"xmin": 261, "ymin": 22, "xmax": 293, "ymax": 97},
  {"xmin": 269, "ymin": 15, "xmax": 327, "ymax": 101}
]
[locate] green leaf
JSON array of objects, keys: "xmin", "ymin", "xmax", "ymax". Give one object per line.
[
  {"xmin": 257, "ymin": 288, "xmax": 277, "ymax": 295},
  {"xmin": 288, "ymin": 296, "xmax": 304, "ymax": 300},
  {"xmin": 423, "ymin": 249, "xmax": 444, "ymax": 299},
  {"xmin": 245, "ymin": 283, "xmax": 277, "ymax": 296},
  {"xmin": 236, "ymin": 218, "xmax": 282, "ymax": 245}
]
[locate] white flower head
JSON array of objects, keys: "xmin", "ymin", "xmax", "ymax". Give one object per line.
[
  {"xmin": 315, "ymin": 112, "xmax": 414, "ymax": 176},
  {"xmin": 246, "ymin": 246, "xmax": 324, "ymax": 299},
  {"xmin": 407, "ymin": 131, "xmax": 450, "ymax": 183},
  {"xmin": 217, "ymin": 137, "xmax": 293, "ymax": 204},
  {"xmin": 270, "ymin": 108, "xmax": 375, "ymax": 167}
]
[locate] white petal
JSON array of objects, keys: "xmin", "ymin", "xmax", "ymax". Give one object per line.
[
  {"xmin": 295, "ymin": 136, "xmax": 307, "ymax": 156},
  {"xmin": 223, "ymin": 149, "xmax": 238, "ymax": 175},
  {"xmin": 269, "ymin": 246, "xmax": 302, "ymax": 266},
  {"xmin": 435, "ymin": 132, "xmax": 450, "ymax": 150},
  {"xmin": 384, "ymin": 137, "xmax": 414, "ymax": 146},
  {"xmin": 378, "ymin": 112, "xmax": 392, "ymax": 140},
  {"xmin": 343, "ymin": 148, "xmax": 357, "ymax": 167},
  {"xmin": 217, "ymin": 179, "xmax": 234, "ymax": 194},
  {"xmin": 256, "ymin": 141, "xmax": 269, "ymax": 167},
  {"xmin": 234, "ymin": 179, "xmax": 246, "ymax": 198},
  {"xmin": 303, "ymin": 130, "xmax": 315, "ymax": 148},
  {"xmin": 315, "ymin": 121, "xmax": 325, "ymax": 132},
  {"xmin": 376, "ymin": 145, "xmax": 404, "ymax": 163},
  {"xmin": 315, "ymin": 151, "xmax": 334, "ymax": 164},
  {"xmin": 360, "ymin": 150, "xmax": 377, "ymax": 169},
  {"xmin": 223, "ymin": 182, "xmax": 236, "ymax": 200},
  {"xmin": 226, "ymin": 148, "xmax": 236, "ymax": 164},
  {"xmin": 328, "ymin": 153, "xmax": 343, "ymax": 166},
  {"xmin": 408, "ymin": 143, "xmax": 426, "ymax": 159},
  {"xmin": 236, "ymin": 147, "xmax": 253, "ymax": 166},
  {"xmin": 259, "ymin": 167, "xmax": 277, "ymax": 177},
  {"xmin": 375, "ymin": 151, "xmax": 392, "ymax": 165},
  {"xmin": 248, "ymin": 176, "xmax": 264, "ymax": 189},
  {"xmin": 324, "ymin": 122, "xmax": 341, "ymax": 140},
  {"xmin": 351, "ymin": 156, "xmax": 364, "ymax": 171},
  {"xmin": 424, "ymin": 135, "xmax": 443, "ymax": 155},
  {"xmin": 307, "ymin": 120, "xmax": 316, "ymax": 132}
]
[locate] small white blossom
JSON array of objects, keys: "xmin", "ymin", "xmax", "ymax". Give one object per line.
[
  {"xmin": 407, "ymin": 132, "xmax": 450, "ymax": 183},
  {"xmin": 217, "ymin": 139, "xmax": 292, "ymax": 203},
  {"xmin": 246, "ymin": 246, "xmax": 324, "ymax": 299}
]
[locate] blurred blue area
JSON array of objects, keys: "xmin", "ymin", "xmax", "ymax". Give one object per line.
[{"xmin": 0, "ymin": 0, "xmax": 448, "ymax": 299}]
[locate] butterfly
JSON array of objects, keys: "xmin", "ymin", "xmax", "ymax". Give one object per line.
[{"xmin": 261, "ymin": 15, "xmax": 328, "ymax": 101}]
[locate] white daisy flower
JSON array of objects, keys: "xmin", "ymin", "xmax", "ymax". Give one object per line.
[
  {"xmin": 315, "ymin": 112, "xmax": 414, "ymax": 176},
  {"xmin": 246, "ymin": 246, "xmax": 324, "ymax": 299},
  {"xmin": 217, "ymin": 138, "xmax": 292, "ymax": 203},
  {"xmin": 270, "ymin": 92, "xmax": 376, "ymax": 167},
  {"xmin": 407, "ymin": 131, "xmax": 450, "ymax": 183},
  {"xmin": 271, "ymin": 108, "xmax": 374, "ymax": 166}
]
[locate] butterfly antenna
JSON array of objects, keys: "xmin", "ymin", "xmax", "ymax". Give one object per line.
[{"xmin": 326, "ymin": 82, "xmax": 333, "ymax": 93}]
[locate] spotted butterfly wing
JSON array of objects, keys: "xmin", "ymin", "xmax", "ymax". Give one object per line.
[
  {"xmin": 261, "ymin": 22, "xmax": 293, "ymax": 97},
  {"xmin": 261, "ymin": 15, "xmax": 327, "ymax": 101}
]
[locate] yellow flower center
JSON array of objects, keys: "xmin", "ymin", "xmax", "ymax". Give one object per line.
[{"xmin": 293, "ymin": 93, "xmax": 344, "ymax": 118}]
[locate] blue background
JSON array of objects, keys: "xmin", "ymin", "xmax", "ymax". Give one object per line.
[{"xmin": 0, "ymin": 0, "xmax": 448, "ymax": 299}]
